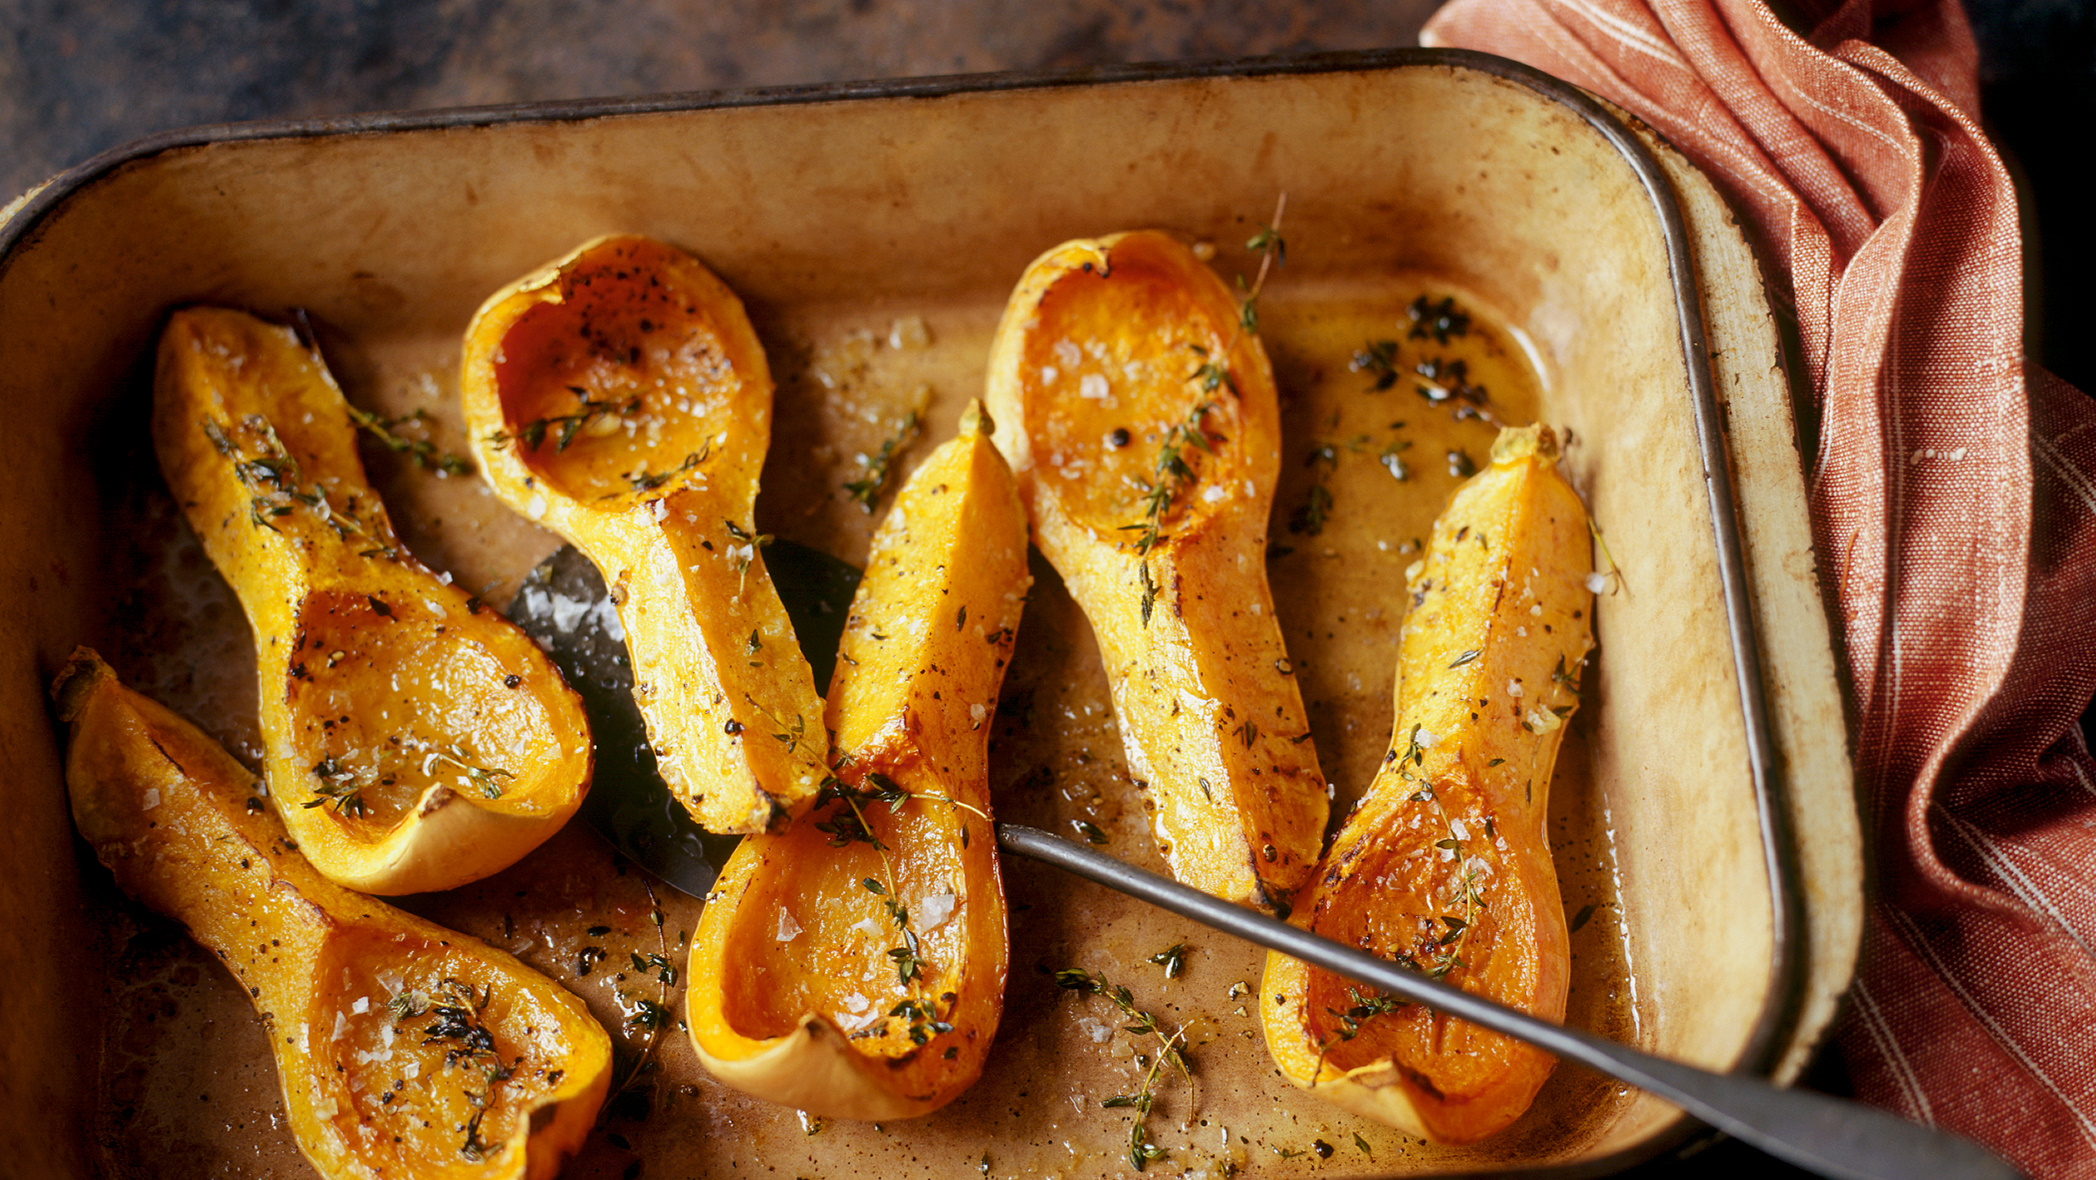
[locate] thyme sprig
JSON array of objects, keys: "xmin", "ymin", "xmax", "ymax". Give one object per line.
[
  {"xmin": 1394, "ymin": 724, "xmax": 1484, "ymax": 982},
  {"xmin": 1327, "ymin": 986, "xmax": 1408, "ymax": 1044},
  {"xmin": 1302, "ymin": 983, "xmax": 1409, "ymax": 1094},
  {"xmin": 1055, "ymin": 968, "xmax": 1192, "ymax": 1172},
  {"xmin": 741, "ymin": 693, "xmax": 812, "ymax": 761},
  {"xmin": 1588, "ymin": 517, "xmax": 1628, "ymax": 596},
  {"xmin": 302, "ymin": 755, "xmax": 369, "ymax": 818},
  {"xmin": 1301, "ymin": 725, "xmax": 1488, "ymax": 1085},
  {"xmin": 1115, "ymin": 194, "xmax": 1288, "ymax": 565},
  {"xmin": 347, "ymin": 405, "xmax": 473, "ymax": 476},
  {"xmin": 419, "ymin": 745, "xmax": 516, "ymax": 799},
  {"xmin": 485, "ymin": 387, "xmax": 638, "ymax": 452},
  {"xmin": 722, "ymin": 519, "xmax": 773, "ymax": 595},
  {"xmin": 843, "ymin": 410, "xmax": 921, "ymax": 511},
  {"xmin": 608, "ymin": 884, "xmax": 678, "ymax": 1112},
  {"xmin": 1238, "ymin": 196, "xmax": 1289, "ymax": 334},
  {"xmin": 412, "ymin": 978, "xmax": 517, "ymax": 1163},
  {"xmin": 1122, "ymin": 398, "xmax": 1222, "ymax": 558},
  {"xmin": 627, "ymin": 999, "xmax": 673, "ymax": 1030},
  {"xmin": 423, "ymin": 978, "xmax": 501, "ymax": 1062},
  {"xmin": 209, "ymin": 415, "xmax": 400, "ymax": 561},
  {"xmin": 625, "ymin": 446, "xmax": 706, "ymax": 492},
  {"xmin": 817, "ymin": 770, "xmax": 958, "ymax": 1048},
  {"xmin": 811, "ymin": 771, "xmax": 991, "ymax": 847}
]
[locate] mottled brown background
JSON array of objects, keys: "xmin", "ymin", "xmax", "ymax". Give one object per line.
[{"xmin": 2, "ymin": 0, "xmax": 2089, "ymax": 1176}]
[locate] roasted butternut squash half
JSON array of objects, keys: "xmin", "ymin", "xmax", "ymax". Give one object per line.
[
  {"xmin": 1261, "ymin": 425, "xmax": 1592, "ymax": 1143},
  {"xmin": 461, "ymin": 234, "xmax": 828, "ymax": 834},
  {"xmin": 687, "ymin": 402, "xmax": 1028, "ymax": 1119},
  {"xmin": 55, "ymin": 649, "xmax": 612, "ymax": 1180},
  {"xmin": 984, "ymin": 230, "xmax": 1327, "ymax": 911},
  {"xmin": 153, "ymin": 306, "xmax": 592, "ymax": 895}
]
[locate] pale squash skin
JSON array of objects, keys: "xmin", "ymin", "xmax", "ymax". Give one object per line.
[
  {"xmin": 1261, "ymin": 425, "xmax": 1592, "ymax": 1144},
  {"xmin": 687, "ymin": 403, "xmax": 1028, "ymax": 1119},
  {"xmin": 55, "ymin": 650, "xmax": 612, "ymax": 1180},
  {"xmin": 984, "ymin": 230, "xmax": 1328, "ymax": 912},
  {"xmin": 153, "ymin": 306, "xmax": 593, "ymax": 895},
  {"xmin": 460, "ymin": 234, "xmax": 828, "ymax": 834}
]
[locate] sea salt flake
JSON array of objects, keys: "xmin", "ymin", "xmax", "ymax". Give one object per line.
[{"xmin": 919, "ymin": 892, "xmax": 959, "ymax": 931}]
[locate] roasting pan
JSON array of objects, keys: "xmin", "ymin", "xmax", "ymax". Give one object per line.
[{"xmin": 0, "ymin": 48, "xmax": 1857, "ymax": 1178}]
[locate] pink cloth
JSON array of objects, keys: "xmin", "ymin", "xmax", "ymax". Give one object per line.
[{"xmin": 1420, "ymin": 1, "xmax": 2096, "ymax": 1174}]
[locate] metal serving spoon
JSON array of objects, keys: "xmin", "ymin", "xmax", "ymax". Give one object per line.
[
  {"xmin": 510, "ymin": 541, "xmax": 2021, "ymax": 1180},
  {"xmin": 998, "ymin": 822, "xmax": 2019, "ymax": 1180}
]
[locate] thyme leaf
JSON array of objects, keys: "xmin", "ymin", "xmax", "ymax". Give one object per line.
[
  {"xmin": 1147, "ymin": 943, "xmax": 1187, "ymax": 979},
  {"xmin": 420, "ymin": 745, "xmax": 516, "ymax": 799},
  {"xmin": 1122, "ymin": 398, "xmax": 1220, "ymax": 555},
  {"xmin": 415, "ymin": 978, "xmax": 516, "ymax": 1162},
  {"xmin": 1055, "ymin": 967, "xmax": 1192, "ymax": 1171},
  {"xmin": 485, "ymin": 388, "xmax": 638, "ymax": 452},
  {"xmin": 819, "ymin": 770, "xmax": 957, "ymax": 1046},
  {"xmin": 843, "ymin": 410, "xmax": 921, "ymax": 511},
  {"xmin": 1351, "ymin": 339, "xmax": 1401, "ymax": 391},
  {"xmin": 625, "ymin": 447, "xmax": 706, "ymax": 492},
  {"xmin": 346, "ymin": 405, "xmax": 473, "ymax": 476},
  {"xmin": 215, "ymin": 414, "xmax": 400, "ymax": 560},
  {"xmin": 1407, "ymin": 295, "xmax": 1472, "ymax": 344},
  {"xmin": 301, "ymin": 755, "xmax": 369, "ymax": 817}
]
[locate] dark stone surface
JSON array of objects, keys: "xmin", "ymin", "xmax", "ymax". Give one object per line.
[
  {"xmin": 0, "ymin": 2, "xmax": 2085, "ymax": 1177},
  {"xmin": 0, "ymin": 0, "xmax": 1439, "ymax": 198}
]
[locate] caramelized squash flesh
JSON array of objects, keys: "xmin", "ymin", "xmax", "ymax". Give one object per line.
[
  {"xmin": 689, "ymin": 403, "xmax": 1028, "ymax": 1119},
  {"xmin": 1262, "ymin": 425, "xmax": 1592, "ymax": 1144},
  {"xmin": 462, "ymin": 235, "xmax": 828, "ymax": 834},
  {"xmin": 56, "ymin": 649, "xmax": 612, "ymax": 1180},
  {"xmin": 286, "ymin": 589, "xmax": 570, "ymax": 829},
  {"xmin": 153, "ymin": 307, "xmax": 592, "ymax": 894},
  {"xmin": 986, "ymin": 231, "xmax": 1327, "ymax": 910}
]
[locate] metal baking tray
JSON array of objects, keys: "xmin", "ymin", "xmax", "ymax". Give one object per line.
[{"xmin": 0, "ymin": 47, "xmax": 1857, "ymax": 1178}]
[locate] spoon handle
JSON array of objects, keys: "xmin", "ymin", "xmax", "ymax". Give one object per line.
[{"xmin": 995, "ymin": 823, "xmax": 2022, "ymax": 1180}]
